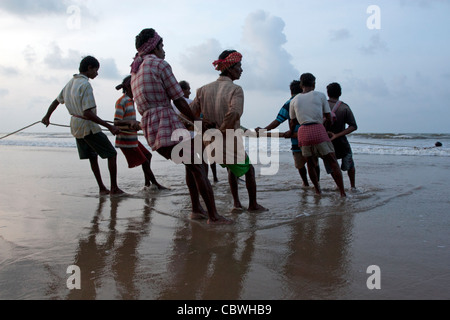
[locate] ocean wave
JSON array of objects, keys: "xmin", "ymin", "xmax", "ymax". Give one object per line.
[
  {"xmin": 353, "ymin": 133, "xmax": 450, "ymax": 140},
  {"xmin": 1, "ymin": 132, "xmax": 449, "ymax": 157}
]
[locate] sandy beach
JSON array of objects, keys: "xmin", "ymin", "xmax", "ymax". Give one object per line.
[{"xmin": 0, "ymin": 142, "xmax": 449, "ymax": 300}]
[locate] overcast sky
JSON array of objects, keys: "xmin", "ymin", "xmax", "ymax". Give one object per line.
[{"xmin": 0, "ymin": 0, "xmax": 449, "ymax": 134}]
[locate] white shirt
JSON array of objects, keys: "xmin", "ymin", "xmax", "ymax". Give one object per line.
[
  {"xmin": 57, "ymin": 74, "xmax": 101, "ymax": 138},
  {"xmin": 289, "ymin": 91, "xmax": 331, "ymax": 125}
]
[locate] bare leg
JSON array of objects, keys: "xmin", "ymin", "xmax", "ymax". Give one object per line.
[
  {"xmin": 306, "ymin": 157, "xmax": 321, "ymax": 195},
  {"xmin": 210, "ymin": 163, "xmax": 219, "ymax": 182},
  {"xmin": 158, "ymin": 145, "xmax": 232, "ymax": 225},
  {"xmin": 348, "ymin": 166, "xmax": 356, "ymax": 189},
  {"xmin": 228, "ymin": 169, "xmax": 243, "ymax": 209},
  {"xmin": 108, "ymin": 155, "xmax": 125, "ymax": 195},
  {"xmin": 186, "ymin": 165, "xmax": 207, "ymax": 220},
  {"xmin": 323, "ymin": 153, "xmax": 346, "ymax": 197},
  {"xmin": 142, "ymin": 153, "xmax": 167, "ymax": 190},
  {"xmin": 89, "ymin": 156, "xmax": 109, "ymax": 195},
  {"xmin": 245, "ymin": 165, "xmax": 267, "ymax": 212},
  {"xmin": 299, "ymin": 166, "xmax": 309, "ymax": 186}
]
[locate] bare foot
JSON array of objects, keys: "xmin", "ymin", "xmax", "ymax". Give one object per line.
[
  {"xmin": 231, "ymin": 206, "xmax": 244, "ymax": 214},
  {"xmin": 100, "ymin": 188, "xmax": 110, "ymax": 196},
  {"xmin": 110, "ymin": 188, "xmax": 126, "ymax": 196},
  {"xmin": 156, "ymin": 184, "xmax": 169, "ymax": 191},
  {"xmin": 190, "ymin": 210, "xmax": 208, "ymax": 220},
  {"xmin": 248, "ymin": 204, "xmax": 269, "ymax": 213},
  {"xmin": 207, "ymin": 216, "xmax": 234, "ymax": 225}
]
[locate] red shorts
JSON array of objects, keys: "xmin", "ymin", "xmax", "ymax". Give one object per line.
[
  {"xmin": 298, "ymin": 123, "xmax": 331, "ymax": 147},
  {"xmin": 120, "ymin": 141, "xmax": 151, "ymax": 168}
]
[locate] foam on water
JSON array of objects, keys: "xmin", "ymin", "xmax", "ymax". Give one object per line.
[{"xmin": 1, "ymin": 132, "xmax": 450, "ymax": 157}]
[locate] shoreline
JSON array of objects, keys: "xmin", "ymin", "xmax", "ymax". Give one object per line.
[{"xmin": 0, "ymin": 145, "xmax": 449, "ymax": 300}]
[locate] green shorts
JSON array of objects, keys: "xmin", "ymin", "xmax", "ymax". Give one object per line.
[
  {"xmin": 220, "ymin": 155, "xmax": 251, "ymax": 178},
  {"xmin": 76, "ymin": 132, "xmax": 117, "ymax": 160}
]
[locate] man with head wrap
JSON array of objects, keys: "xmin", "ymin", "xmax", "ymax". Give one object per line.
[
  {"xmin": 131, "ymin": 28, "xmax": 232, "ymax": 225},
  {"xmin": 191, "ymin": 50, "xmax": 267, "ymax": 212}
]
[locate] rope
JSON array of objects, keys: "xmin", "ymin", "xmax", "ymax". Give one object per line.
[
  {"xmin": 0, "ymin": 121, "xmax": 443, "ymax": 151},
  {"xmin": 0, "ymin": 121, "xmax": 145, "ymax": 140},
  {"xmin": 0, "ymin": 121, "xmax": 41, "ymax": 140}
]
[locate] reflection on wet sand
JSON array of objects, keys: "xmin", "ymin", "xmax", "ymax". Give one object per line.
[
  {"xmin": 62, "ymin": 189, "xmax": 356, "ymax": 300},
  {"xmin": 67, "ymin": 196, "xmax": 154, "ymax": 300},
  {"xmin": 158, "ymin": 215, "xmax": 257, "ymax": 300},
  {"xmin": 280, "ymin": 191, "xmax": 355, "ymax": 299},
  {"xmin": 283, "ymin": 214, "xmax": 354, "ymax": 299}
]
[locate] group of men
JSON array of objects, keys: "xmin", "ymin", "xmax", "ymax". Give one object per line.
[{"xmin": 42, "ymin": 28, "xmax": 357, "ymax": 226}]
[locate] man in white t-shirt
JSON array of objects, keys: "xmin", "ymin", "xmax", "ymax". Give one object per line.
[
  {"xmin": 42, "ymin": 56, "xmax": 124, "ymax": 196},
  {"xmin": 289, "ymin": 73, "xmax": 346, "ymax": 197}
]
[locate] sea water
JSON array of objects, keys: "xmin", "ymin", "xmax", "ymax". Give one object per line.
[{"xmin": 1, "ymin": 132, "xmax": 449, "ymax": 157}]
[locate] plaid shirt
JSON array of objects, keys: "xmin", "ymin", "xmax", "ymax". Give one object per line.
[
  {"xmin": 131, "ymin": 54, "xmax": 186, "ymax": 151},
  {"xmin": 131, "ymin": 54, "xmax": 184, "ymax": 116}
]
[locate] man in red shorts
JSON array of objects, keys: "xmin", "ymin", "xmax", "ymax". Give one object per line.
[
  {"xmin": 114, "ymin": 75, "xmax": 167, "ymax": 190},
  {"xmin": 289, "ymin": 73, "xmax": 346, "ymax": 197}
]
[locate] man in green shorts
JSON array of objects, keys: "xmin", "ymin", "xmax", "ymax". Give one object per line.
[{"xmin": 191, "ymin": 50, "xmax": 266, "ymax": 212}]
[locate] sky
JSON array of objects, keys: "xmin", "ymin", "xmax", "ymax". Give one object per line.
[{"xmin": 0, "ymin": 0, "xmax": 449, "ymax": 134}]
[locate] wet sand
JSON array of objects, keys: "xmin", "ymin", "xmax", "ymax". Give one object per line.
[{"xmin": 0, "ymin": 145, "xmax": 449, "ymax": 300}]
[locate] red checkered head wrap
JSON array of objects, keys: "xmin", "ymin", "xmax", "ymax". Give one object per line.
[
  {"xmin": 131, "ymin": 31, "xmax": 162, "ymax": 73},
  {"xmin": 213, "ymin": 52, "xmax": 243, "ymax": 72}
]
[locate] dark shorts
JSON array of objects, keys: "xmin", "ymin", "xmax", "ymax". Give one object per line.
[
  {"xmin": 120, "ymin": 141, "xmax": 151, "ymax": 168},
  {"xmin": 324, "ymin": 152, "xmax": 355, "ymax": 174},
  {"xmin": 76, "ymin": 132, "xmax": 117, "ymax": 160}
]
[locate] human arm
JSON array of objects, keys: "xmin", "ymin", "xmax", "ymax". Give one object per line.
[
  {"xmin": 84, "ymin": 108, "xmax": 120, "ymax": 136},
  {"xmin": 323, "ymin": 113, "xmax": 332, "ymax": 131},
  {"xmin": 255, "ymin": 119, "xmax": 281, "ymax": 134},
  {"xmin": 42, "ymin": 99, "xmax": 60, "ymax": 127},
  {"xmin": 328, "ymin": 106, "xmax": 358, "ymax": 141},
  {"xmin": 114, "ymin": 119, "xmax": 141, "ymax": 131},
  {"xmin": 289, "ymin": 118, "xmax": 299, "ymax": 135},
  {"xmin": 329, "ymin": 126, "xmax": 356, "ymax": 141},
  {"xmin": 173, "ymin": 97, "xmax": 196, "ymax": 122}
]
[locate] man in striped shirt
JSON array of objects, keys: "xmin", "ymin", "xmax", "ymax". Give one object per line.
[{"xmin": 114, "ymin": 75, "xmax": 166, "ymax": 190}]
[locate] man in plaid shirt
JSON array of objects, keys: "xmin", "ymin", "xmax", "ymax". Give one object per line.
[{"xmin": 130, "ymin": 28, "xmax": 232, "ymax": 225}]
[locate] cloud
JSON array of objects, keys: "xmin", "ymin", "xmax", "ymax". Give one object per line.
[
  {"xmin": 330, "ymin": 28, "xmax": 351, "ymax": 42},
  {"xmin": 240, "ymin": 11, "xmax": 299, "ymax": 91},
  {"xmin": 359, "ymin": 34, "xmax": 388, "ymax": 55},
  {"xmin": 42, "ymin": 44, "xmax": 120, "ymax": 79},
  {"xmin": 0, "ymin": 66, "xmax": 19, "ymax": 76},
  {"xmin": 179, "ymin": 38, "xmax": 224, "ymax": 76},
  {"xmin": 0, "ymin": 88, "xmax": 9, "ymax": 97},
  {"xmin": 397, "ymin": 0, "xmax": 449, "ymax": 8},
  {"xmin": 99, "ymin": 58, "xmax": 121, "ymax": 80},
  {"xmin": 23, "ymin": 46, "xmax": 38, "ymax": 65},
  {"xmin": 346, "ymin": 75, "xmax": 391, "ymax": 98},
  {"xmin": 44, "ymin": 44, "xmax": 84, "ymax": 70},
  {"xmin": 0, "ymin": 0, "xmax": 67, "ymax": 15},
  {"xmin": 180, "ymin": 11, "xmax": 298, "ymax": 91}
]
